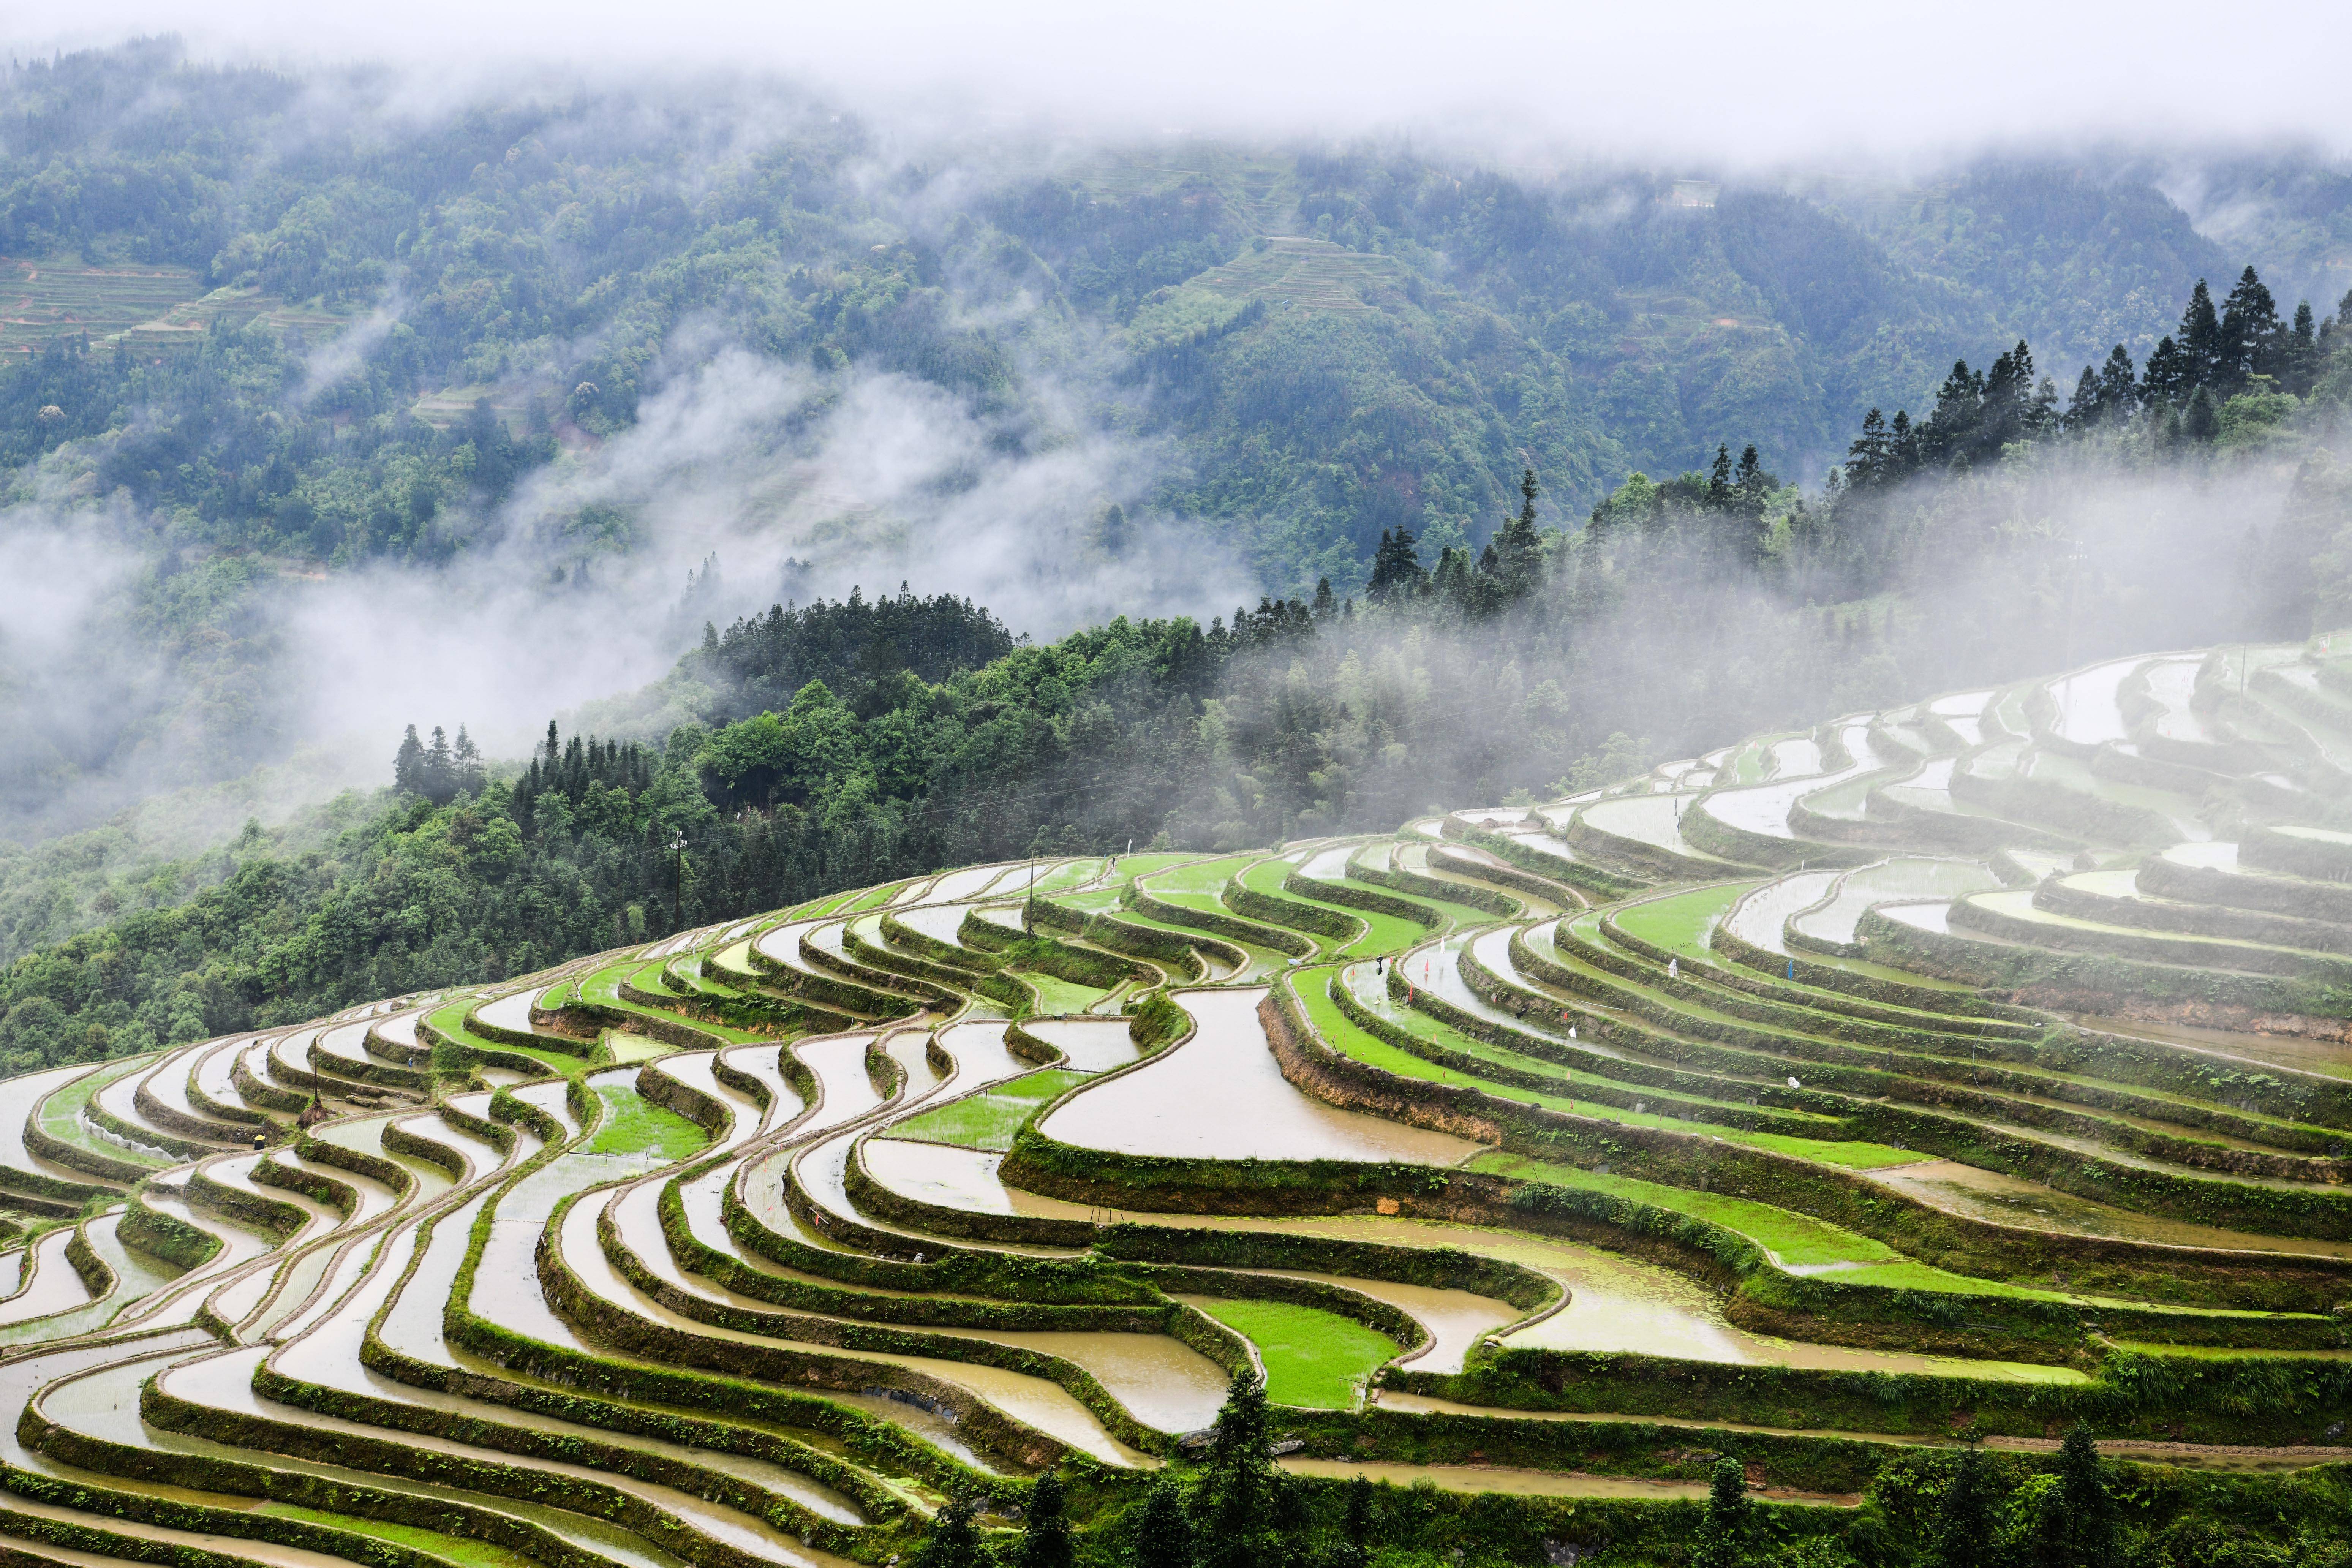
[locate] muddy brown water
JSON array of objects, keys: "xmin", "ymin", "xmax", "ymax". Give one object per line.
[
  {"xmin": 1018, "ymin": 1018, "xmax": 1141, "ymax": 1073},
  {"xmin": 1865, "ymin": 1160, "xmax": 2352, "ymax": 1258},
  {"xmin": 552, "ymin": 1194, "xmax": 1156, "ymax": 1466},
  {"xmin": 1282, "ymin": 1457, "xmax": 1849, "ymax": 1503},
  {"xmin": 0, "ymin": 1331, "xmax": 386, "ymax": 1568},
  {"xmin": 993, "ymin": 1208, "xmax": 2080, "ymax": 1384},
  {"xmin": 78, "ymin": 1348, "xmax": 699, "ymax": 1568}
]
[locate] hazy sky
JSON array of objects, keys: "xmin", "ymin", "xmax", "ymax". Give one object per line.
[{"xmin": 24, "ymin": 1, "xmax": 2352, "ymax": 166}]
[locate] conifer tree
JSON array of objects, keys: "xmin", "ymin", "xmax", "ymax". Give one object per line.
[
  {"xmin": 1130, "ymin": 1475, "xmax": 1193, "ymax": 1568},
  {"xmin": 1197, "ymin": 1373, "xmax": 1293, "ymax": 1568},
  {"xmin": 1928, "ymin": 1446, "xmax": 1995, "ymax": 1568},
  {"xmin": 2221, "ymin": 264, "xmax": 2282, "ymax": 388},
  {"xmin": 2184, "ymin": 384, "xmax": 2219, "ymax": 443},
  {"xmin": 1364, "ymin": 528, "xmax": 1426, "ymax": 602},
  {"xmin": 2031, "ymin": 1427, "xmax": 2118, "ymax": 1568},
  {"xmin": 1888, "ymin": 409, "xmax": 1917, "ymax": 474},
  {"xmin": 1846, "ymin": 408, "xmax": 1890, "ymax": 484},
  {"xmin": 1733, "ymin": 444, "xmax": 1769, "ymax": 520},
  {"xmin": 1705, "ymin": 443, "xmax": 1734, "ymax": 509},
  {"xmin": 1335, "ymin": 1475, "xmax": 1373, "ymax": 1568},
  {"xmin": 1434, "ymin": 545, "xmax": 1473, "ymax": 612},
  {"xmin": 392, "ymin": 726, "xmax": 426, "ymax": 795},
  {"xmin": 1310, "ymin": 577, "xmax": 1336, "ymax": 621},
  {"xmin": 910, "ymin": 1494, "xmax": 988, "ymax": 1568},
  {"xmin": 2094, "ymin": 345, "xmax": 2138, "ymax": 419},
  {"xmin": 452, "ymin": 726, "xmax": 486, "ymax": 797},
  {"xmin": 2065, "ymin": 365, "xmax": 2100, "ymax": 429},
  {"xmin": 1013, "ymin": 1472, "xmax": 1075, "ymax": 1568},
  {"xmin": 2180, "ymin": 279, "xmax": 2225, "ymax": 389},
  {"xmin": 423, "ymin": 726, "xmax": 456, "ymax": 804},
  {"xmin": 1478, "ymin": 466, "xmax": 1546, "ymax": 606},
  {"xmin": 2286, "ymin": 301, "xmax": 2320, "ymax": 395},
  {"xmin": 2141, "ymin": 334, "xmax": 2190, "ymax": 405},
  {"xmin": 1690, "ymin": 1456, "xmax": 1750, "ymax": 1568}
]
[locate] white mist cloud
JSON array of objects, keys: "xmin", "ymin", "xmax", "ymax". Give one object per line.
[
  {"xmin": 20, "ymin": 1, "xmax": 2352, "ymax": 168},
  {"xmin": 0, "ymin": 509, "xmax": 192, "ymax": 834},
  {"xmin": 297, "ymin": 288, "xmax": 406, "ymax": 403},
  {"xmin": 277, "ymin": 332, "xmax": 1258, "ymax": 762}
]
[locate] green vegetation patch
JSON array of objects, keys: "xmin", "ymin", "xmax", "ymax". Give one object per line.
[
  {"xmin": 1612, "ymin": 884, "xmax": 1750, "ymax": 956},
  {"xmin": 1019, "ymin": 972, "xmax": 1111, "ymax": 1015},
  {"xmin": 263, "ymin": 1503, "xmax": 537, "ymax": 1568},
  {"xmin": 1465, "ymin": 1150, "xmax": 1900, "ymax": 1270},
  {"xmin": 1146, "ymin": 854, "xmax": 1261, "ymax": 896},
  {"xmin": 1237, "ymin": 858, "xmax": 1415, "ymax": 955},
  {"xmin": 1189, "ymin": 1296, "xmax": 1397, "ymax": 1409},
  {"xmin": 585, "ymin": 1083, "xmax": 708, "ymax": 1158},
  {"xmin": 891, "ymin": 1069, "xmax": 1092, "ymax": 1151}
]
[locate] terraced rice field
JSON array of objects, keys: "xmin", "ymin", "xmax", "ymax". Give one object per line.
[{"xmin": 4, "ymin": 639, "xmax": 2352, "ymax": 1561}]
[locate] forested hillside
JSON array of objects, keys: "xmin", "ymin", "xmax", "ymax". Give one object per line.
[{"xmin": 9, "ymin": 43, "xmax": 2352, "ymax": 846}]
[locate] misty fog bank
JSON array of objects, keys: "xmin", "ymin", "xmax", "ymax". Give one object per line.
[{"xmin": 19, "ymin": 2, "xmax": 2352, "ymax": 164}]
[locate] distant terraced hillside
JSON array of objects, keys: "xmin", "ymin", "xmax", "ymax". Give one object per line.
[{"xmin": 0, "ymin": 639, "xmax": 2349, "ymax": 1565}]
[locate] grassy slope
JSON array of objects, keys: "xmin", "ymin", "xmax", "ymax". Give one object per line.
[{"xmin": 1191, "ymin": 1297, "xmax": 1396, "ymax": 1410}]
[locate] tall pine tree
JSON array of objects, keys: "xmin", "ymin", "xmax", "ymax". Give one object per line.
[
  {"xmin": 2142, "ymin": 334, "xmax": 2191, "ymax": 405},
  {"xmin": 2094, "ymin": 344, "xmax": 2138, "ymax": 420},
  {"xmin": 1129, "ymin": 1475, "xmax": 1193, "ymax": 1568},
  {"xmin": 1012, "ymin": 1472, "xmax": 1075, "ymax": 1568},
  {"xmin": 2220, "ymin": 264, "xmax": 2283, "ymax": 390},
  {"xmin": 910, "ymin": 1495, "xmax": 987, "ymax": 1568},
  {"xmin": 2031, "ymin": 1427, "xmax": 2118, "ymax": 1568},
  {"xmin": 422, "ymin": 726, "xmax": 456, "ymax": 805},
  {"xmin": 1704, "ymin": 443, "xmax": 1735, "ymax": 509},
  {"xmin": 1335, "ymin": 1475, "xmax": 1373, "ymax": 1568},
  {"xmin": 1364, "ymin": 528, "xmax": 1426, "ymax": 602},
  {"xmin": 392, "ymin": 726, "xmax": 426, "ymax": 795},
  {"xmin": 1928, "ymin": 1446, "xmax": 1995, "ymax": 1568},
  {"xmin": 2180, "ymin": 279, "xmax": 2226, "ymax": 389},
  {"xmin": 1476, "ymin": 466, "xmax": 1546, "ymax": 609},
  {"xmin": 1195, "ymin": 1373, "xmax": 1298, "ymax": 1568},
  {"xmin": 1691, "ymin": 1456, "xmax": 1750, "ymax": 1568}
]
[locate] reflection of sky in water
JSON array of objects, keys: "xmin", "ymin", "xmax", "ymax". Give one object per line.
[{"xmin": 1040, "ymin": 989, "xmax": 1478, "ymax": 1164}]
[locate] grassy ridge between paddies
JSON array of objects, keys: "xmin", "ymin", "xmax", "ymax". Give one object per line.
[
  {"xmin": 1238, "ymin": 856, "xmax": 1423, "ymax": 956},
  {"xmin": 425, "ymin": 993, "xmax": 585, "ymax": 1073},
  {"xmin": 1302, "ymin": 966, "xmax": 1919, "ymax": 1170},
  {"xmin": 1331, "ymin": 852, "xmax": 1508, "ymax": 930},
  {"xmin": 577, "ymin": 958, "xmax": 775, "ymax": 1045}
]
